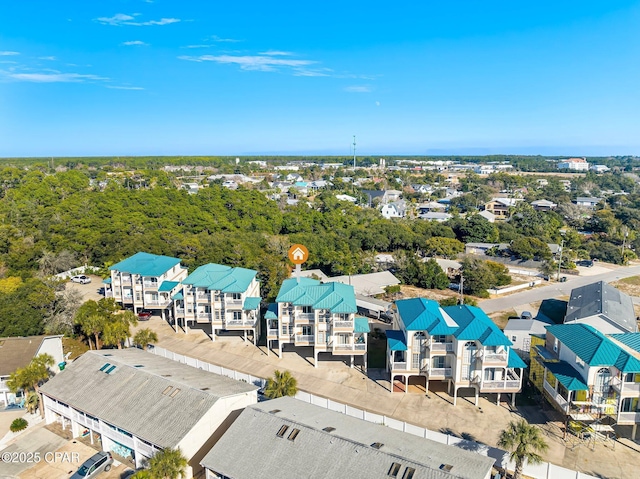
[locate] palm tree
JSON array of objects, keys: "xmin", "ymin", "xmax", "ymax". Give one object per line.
[
  {"xmin": 7, "ymin": 353, "xmax": 54, "ymax": 418},
  {"xmin": 148, "ymin": 447, "xmax": 188, "ymax": 479},
  {"xmin": 134, "ymin": 328, "xmax": 159, "ymax": 350},
  {"xmin": 25, "ymin": 391, "xmax": 39, "ymax": 414},
  {"xmin": 498, "ymin": 419, "xmax": 549, "ymax": 479},
  {"xmin": 263, "ymin": 370, "xmax": 298, "ymax": 399}
]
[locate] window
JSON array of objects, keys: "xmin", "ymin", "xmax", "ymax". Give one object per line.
[
  {"xmin": 371, "ymin": 442, "xmax": 384, "ymax": 449},
  {"xmin": 99, "ymin": 363, "xmax": 111, "ymax": 372},
  {"xmin": 432, "ymin": 335, "xmax": 445, "ymax": 343},
  {"xmin": 511, "ymin": 336, "xmax": 517, "ymax": 342},
  {"xmin": 302, "ymin": 325, "xmax": 312, "ymax": 336},
  {"xmin": 276, "ymin": 425, "xmax": 289, "ymax": 437},
  {"xmin": 233, "ymin": 311, "xmax": 242, "ymax": 321},
  {"xmin": 231, "ymin": 293, "xmax": 241, "ymax": 300},
  {"xmin": 287, "ymin": 428, "xmax": 300, "ymax": 441},
  {"xmin": 162, "ymin": 386, "xmax": 173, "ymax": 395},
  {"xmin": 302, "ymin": 305, "xmax": 312, "ymax": 314},
  {"xmin": 553, "ymin": 338, "xmax": 558, "ymax": 353},
  {"xmin": 388, "ymin": 463, "xmax": 401, "ymax": 477},
  {"xmin": 575, "ymin": 356, "xmax": 585, "ymax": 369},
  {"xmin": 432, "ymin": 356, "xmax": 445, "ymax": 369},
  {"xmin": 412, "ymin": 354, "xmax": 420, "ymax": 369}
]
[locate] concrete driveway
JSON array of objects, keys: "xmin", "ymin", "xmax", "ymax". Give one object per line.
[{"xmin": 0, "ymin": 428, "xmax": 67, "ymax": 478}]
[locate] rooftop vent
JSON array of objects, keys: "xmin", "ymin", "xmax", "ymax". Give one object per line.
[
  {"xmin": 440, "ymin": 464, "xmax": 453, "ymax": 472},
  {"xmin": 323, "ymin": 427, "xmax": 336, "ymax": 433},
  {"xmin": 169, "ymin": 388, "xmax": 181, "ymax": 398},
  {"xmin": 371, "ymin": 442, "xmax": 384, "ymax": 449},
  {"xmin": 103, "ymin": 354, "xmax": 113, "ymax": 357},
  {"xmin": 134, "ymin": 365, "xmax": 144, "ymax": 368},
  {"xmin": 388, "ymin": 463, "xmax": 401, "ymax": 477},
  {"xmin": 162, "ymin": 386, "xmax": 173, "ymax": 396},
  {"xmin": 105, "ymin": 365, "xmax": 116, "ymax": 374},
  {"xmin": 269, "ymin": 409, "xmax": 281, "ymax": 414},
  {"xmin": 201, "ymin": 387, "xmax": 210, "ymax": 391},
  {"xmin": 276, "ymin": 425, "xmax": 289, "ymax": 437}
]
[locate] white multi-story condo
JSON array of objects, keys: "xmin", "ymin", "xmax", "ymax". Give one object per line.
[
  {"xmin": 267, "ymin": 277, "xmax": 368, "ymax": 368},
  {"xmin": 530, "ymin": 323, "xmax": 640, "ymax": 440},
  {"xmin": 386, "ymin": 299, "xmax": 526, "ymax": 406},
  {"xmin": 105, "ymin": 252, "xmax": 187, "ymax": 318},
  {"xmin": 557, "ymin": 157, "xmax": 590, "ymax": 171},
  {"xmin": 173, "ymin": 264, "xmax": 261, "ymax": 342}
]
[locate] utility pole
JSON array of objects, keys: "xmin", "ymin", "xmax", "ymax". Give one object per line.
[
  {"xmin": 352, "ymin": 135, "xmax": 356, "ymax": 170},
  {"xmin": 556, "ymin": 238, "xmax": 564, "ymax": 281},
  {"xmin": 459, "ymin": 274, "xmax": 464, "ymax": 305}
]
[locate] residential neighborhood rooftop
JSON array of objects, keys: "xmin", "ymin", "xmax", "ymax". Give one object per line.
[
  {"xmin": 200, "ymin": 396, "xmax": 495, "ymax": 479},
  {"xmin": 0, "ymin": 335, "xmax": 62, "ymax": 376},
  {"xmin": 39, "ymin": 349, "xmax": 257, "ymax": 449},
  {"xmin": 181, "ymin": 263, "xmax": 258, "ymax": 293},
  {"xmin": 276, "ymin": 278, "xmax": 357, "ymax": 313}
]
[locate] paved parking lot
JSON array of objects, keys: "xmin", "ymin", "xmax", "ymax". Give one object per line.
[{"xmin": 65, "ymin": 275, "xmax": 104, "ymax": 303}]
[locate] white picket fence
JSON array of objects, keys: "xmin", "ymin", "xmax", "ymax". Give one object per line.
[
  {"xmin": 148, "ymin": 345, "xmax": 599, "ymax": 479},
  {"xmin": 488, "ymin": 279, "xmax": 543, "ymax": 296}
]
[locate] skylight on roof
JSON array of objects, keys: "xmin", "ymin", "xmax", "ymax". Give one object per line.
[
  {"xmin": 105, "ymin": 365, "xmax": 116, "ymax": 374},
  {"xmin": 169, "ymin": 388, "xmax": 181, "ymax": 398},
  {"xmin": 99, "ymin": 363, "xmax": 111, "ymax": 372},
  {"xmin": 162, "ymin": 386, "xmax": 173, "ymax": 395},
  {"xmin": 402, "ymin": 467, "xmax": 415, "ymax": 479},
  {"xmin": 287, "ymin": 428, "xmax": 300, "ymax": 441},
  {"xmin": 440, "ymin": 464, "xmax": 453, "ymax": 472},
  {"xmin": 371, "ymin": 442, "xmax": 384, "ymax": 449},
  {"xmin": 276, "ymin": 425, "xmax": 289, "ymax": 437},
  {"xmin": 323, "ymin": 427, "xmax": 336, "ymax": 433},
  {"xmin": 388, "ymin": 463, "xmax": 401, "ymax": 477}
]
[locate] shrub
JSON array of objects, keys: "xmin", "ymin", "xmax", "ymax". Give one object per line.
[{"xmin": 10, "ymin": 418, "xmax": 28, "ymax": 432}]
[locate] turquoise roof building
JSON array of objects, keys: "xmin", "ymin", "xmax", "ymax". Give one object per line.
[
  {"xmin": 276, "ymin": 278, "xmax": 357, "ymax": 314},
  {"xmin": 183, "ymin": 264, "xmax": 258, "ymax": 294},
  {"xmin": 110, "ymin": 252, "xmax": 182, "ymax": 277}
]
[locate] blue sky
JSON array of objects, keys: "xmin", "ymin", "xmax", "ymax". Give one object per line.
[{"xmin": 1, "ymin": 1, "xmax": 639, "ymax": 157}]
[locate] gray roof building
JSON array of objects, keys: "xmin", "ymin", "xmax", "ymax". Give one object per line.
[
  {"xmin": 565, "ymin": 281, "xmax": 637, "ymax": 333},
  {"xmin": 201, "ymin": 397, "xmax": 495, "ymax": 479},
  {"xmin": 40, "ymin": 349, "xmax": 257, "ymax": 449}
]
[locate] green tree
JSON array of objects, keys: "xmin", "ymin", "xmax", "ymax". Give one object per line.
[
  {"xmin": 264, "ymin": 370, "xmax": 298, "ymax": 399},
  {"xmin": 460, "ymin": 257, "xmax": 495, "ymax": 296},
  {"xmin": 422, "ymin": 258, "xmax": 449, "ymax": 290},
  {"xmin": 510, "ymin": 237, "xmax": 551, "ymax": 261},
  {"xmin": 424, "ymin": 237, "xmax": 464, "ymax": 259},
  {"xmin": 10, "ymin": 418, "xmax": 28, "ymax": 432},
  {"xmin": 134, "ymin": 328, "xmax": 159, "ymax": 350},
  {"xmin": 147, "ymin": 447, "xmax": 188, "ymax": 479},
  {"xmin": 7, "ymin": 353, "xmax": 54, "ymax": 417},
  {"xmin": 102, "ymin": 311, "xmax": 138, "ymax": 349},
  {"xmin": 486, "ymin": 261, "xmax": 512, "ymax": 287},
  {"xmin": 498, "ymin": 420, "xmax": 549, "ymax": 479},
  {"xmin": 76, "ymin": 314, "xmax": 107, "ymax": 350}
]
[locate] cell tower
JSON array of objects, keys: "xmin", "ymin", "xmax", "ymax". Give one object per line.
[{"xmin": 352, "ymin": 135, "xmax": 356, "ymax": 170}]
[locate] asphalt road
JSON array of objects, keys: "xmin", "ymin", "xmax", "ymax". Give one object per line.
[{"xmin": 479, "ymin": 263, "xmax": 640, "ymax": 314}]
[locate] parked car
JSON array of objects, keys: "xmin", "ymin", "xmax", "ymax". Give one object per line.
[
  {"xmin": 559, "ymin": 276, "xmax": 568, "ymax": 282},
  {"xmin": 138, "ymin": 310, "xmax": 153, "ymax": 321},
  {"xmin": 71, "ymin": 275, "xmax": 91, "ymax": 284},
  {"xmin": 520, "ymin": 311, "xmax": 533, "ymax": 320},
  {"xmin": 70, "ymin": 451, "xmax": 113, "ymax": 479}
]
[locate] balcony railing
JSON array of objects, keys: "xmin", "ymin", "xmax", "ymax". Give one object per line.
[
  {"xmin": 481, "ymin": 380, "xmax": 521, "ymax": 390},
  {"xmin": 618, "ymin": 412, "xmax": 640, "ymax": 424},
  {"xmin": 143, "ymin": 282, "xmax": 159, "ymax": 289},
  {"xmin": 295, "ymin": 335, "xmax": 314, "ymax": 344},
  {"xmin": 391, "ymin": 361, "xmax": 408, "ymax": 370},
  {"xmin": 0, "ymin": 380, "xmax": 9, "ymax": 392},
  {"xmin": 612, "ymin": 377, "xmax": 640, "ymax": 395},
  {"xmin": 479, "ymin": 351, "xmax": 508, "ymax": 363},
  {"xmin": 430, "ymin": 342, "xmax": 454, "ymax": 352},
  {"xmin": 429, "ymin": 368, "xmax": 452, "ymax": 378},
  {"xmin": 225, "ymin": 318, "xmax": 256, "ymax": 327},
  {"xmin": 543, "ymin": 380, "xmax": 569, "ymax": 412},
  {"xmin": 121, "ymin": 278, "xmax": 132, "ymax": 285},
  {"xmin": 196, "ymin": 312, "xmax": 212, "ymax": 320},
  {"xmin": 297, "ymin": 313, "xmax": 315, "ymax": 321},
  {"xmin": 104, "ymin": 290, "xmax": 114, "ymax": 297},
  {"xmin": 267, "ymin": 329, "xmax": 279, "ymax": 337},
  {"xmin": 334, "ymin": 321, "xmax": 354, "ymax": 329},
  {"xmin": 226, "ymin": 299, "xmax": 243, "ymax": 306},
  {"xmin": 144, "ymin": 300, "xmax": 171, "ymax": 307}
]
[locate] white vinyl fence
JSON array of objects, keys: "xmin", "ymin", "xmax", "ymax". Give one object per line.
[{"xmin": 148, "ymin": 345, "xmax": 599, "ymax": 479}]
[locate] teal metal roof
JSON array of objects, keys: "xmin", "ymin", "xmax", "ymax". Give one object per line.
[
  {"xmin": 171, "ymin": 292, "xmax": 184, "ymax": 300},
  {"xmin": 386, "ymin": 330, "xmax": 407, "ymax": 351},
  {"xmin": 507, "ymin": 349, "xmax": 527, "ymax": 369},
  {"xmin": 543, "ymin": 361, "xmax": 588, "ymax": 391},
  {"xmin": 243, "ymin": 297, "xmax": 261, "ymax": 311},
  {"xmin": 444, "ymin": 305, "xmax": 512, "ymax": 346},
  {"xmin": 275, "ymin": 278, "xmax": 356, "ymax": 314},
  {"xmin": 158, "ymin": 281, "xmax": 180, "ymax": 292},
  {"xmin": 610, "ymin": 333, "xmax": 640, "ymax": 354},
  {"xmin": 354, "ymin": 316, "xmax": 370, "ymax": 333},
  {"xmin": 396, "ymin": 298, "xmax": 457, "ymax": 334},
  {"xmin": 183, "ymin": 264, "xmax": 257, "ymax": 293},
  {"xmin": 547, "ymin": 324, "xmax": 640, "ymax": 371},
  {"xmin": 102, "ymin": 278, "xmax": 112, "ymax": 284},
  {"xmin": 265, "ymin": 303, "xmax": 278, "ymax": 320},
  {"xmin": 110, "ymin": 252, "xmax": 181, "ymax": 276}
]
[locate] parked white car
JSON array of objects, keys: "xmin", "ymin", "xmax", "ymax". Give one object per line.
[{"xmin": 71, "ymin": 275, "xmax": 91, "ymax": 284}]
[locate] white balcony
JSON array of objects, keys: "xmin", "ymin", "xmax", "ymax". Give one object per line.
[
  {"xmin": 225, "ymin": 299, "xmax": 243, "ymax": 306},
  {"xmin": 267, "ymin": 328, "xmax": 279, "ymax": 337},
  {"xmin": 295, "ymin": 335, "xmax": 314, "ymax": 345},
  {"xmin": 543, "ymin": 380, "xmax": 569, "ymax": 412},
  {"xmin": 143, "ymin": 282, "xmax": 159, "ymax": 289},
  {"xmin": 333, "ymin": 321, "xmax": 354, "ymax": 330},
  {"xmin": 225, "ymin": 318, "xmax": 257, "ymax": 328},
  {"xmin": 196, "ymin": 312, "xmax": 212, "ymax": 320},
  {"xmin": 0, "ymin": 380, "xmax": 9, "ymax": 393},
  {"xmin": 144, "ymin": 300, "xmax": 171, "ymax": 307},
  {"xmin": 297, "ymin": 313, "xmax": 315, "ymax": 321},
  {"xmin": 618, "ymin": 412, "xmax": 640, "ymax": 424},
  {"xmin": 390, "ymin": 361, "xmax": 409, "ymax": 371},
  {"xmin": 430, "ymin": 342, "xmax": 454, "ymax": 353},
  {"xmin": 612, "ymin": 377, "xmax": 640, "ymax": 395},
  {"xmin": 104, "ymin": 290, "xmax": 114, "ymax": 298},
  {"xmin": 479, "ymin": 350, "xmax": 508, "ymax": 363},
  {"xmin": 429, "ymin": 368, "xmax": 452, "ymax": 378},
  {"xmin": 481, "ymin": 380, "xmax": 521, "ymax": 390}
]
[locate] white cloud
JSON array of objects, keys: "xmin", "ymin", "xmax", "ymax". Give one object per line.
[
  {"xmin": 107, "ymin": 85, "xmax": 144, "ymax": 90},
  {"xmin": 183, "ymin": 44, "xmax": 210, "ymax": 49},
  {"xmin": 38, "ymin": 56, "xmax": 57, "ymax": 61},
  {"xmin": 376, "ymin": 101, "xmax": 380, "ymax": 106},
  {"xmin": 344, "ymin": 85, "xmax": 373, "ymax": 93},
  {"xmin": 0, "ymin": 51, "xmax": 19, "ymax": 56},
  {"xmin": 211, "ymin": 35, "xmax": 241, "ymax": 43},
  {"xmin": 96, "ymin": 13, "xmax": 180, "ymax": 26},
  {"xmin": 293, "ymin": 68, "xmax": 332, "ymax": 77},
  {"xmin": 179, "ymin": 54, "xmax": 315, "ymax": 72},
  {"xmin": 3, "ymin": 71, "xmax": 108, "ymax": 83},
  {"xmin": 259, "ymin": 50, "xmax": 293, "ymax": 56},
  {"xmin": 122, "ymin": 40, "xmax": 148, "ymax": 46}
]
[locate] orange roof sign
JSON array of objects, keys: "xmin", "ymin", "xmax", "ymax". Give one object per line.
[{"xmin": 288, "ymin": 244, "xmax": 309, "ymax": 265}]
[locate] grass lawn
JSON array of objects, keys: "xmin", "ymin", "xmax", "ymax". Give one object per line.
[
  {"xmin": 618, "ymin": 275, "xmax": 640, "ymax": 285},
  {"xmin": 489, "ymin": 311, "xmax": 516, "ymax": 329},
  {"xmin": 62, "ymin": 336, "xmax": 89, "ymax": 360}
]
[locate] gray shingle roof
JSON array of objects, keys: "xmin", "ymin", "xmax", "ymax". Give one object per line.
[
  {"xmin": 565, "ymin": 281, "xmax": 637, "ymax": 333},
  {"xmin": 201, "ymin": 397, "xmax": 495, "ymax": 479},
  {"xmin": 0, "ymin": 335, "xmax": 58, "ymax": 376},
  {"xmin": 40, "ymin": 349, "xmax": 257, "ymax": 448}
]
